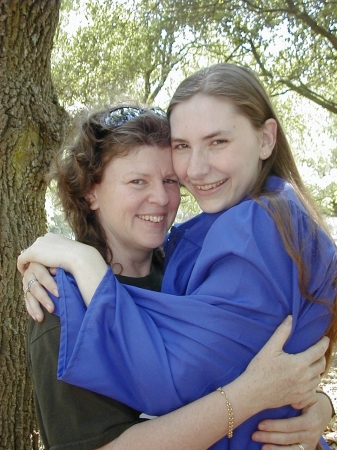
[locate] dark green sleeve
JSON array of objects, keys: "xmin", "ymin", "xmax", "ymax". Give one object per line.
[{"xmin": 27, "ymin": 311, "xmax": 146, "ymax": 450}]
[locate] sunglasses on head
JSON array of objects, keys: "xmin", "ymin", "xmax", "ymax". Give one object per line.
[{"xmin": 104, "ymin": 106, "xmax": 166, "ymax": 127}]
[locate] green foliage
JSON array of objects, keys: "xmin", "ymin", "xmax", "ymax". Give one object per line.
[
  {"xmin": 175, "ymin": 187, "xmax": 201, "ymax": 223},
  {"xmin": 272, "ymin": 92, "xmax": 337, "ymax": 215},
  {"xmin": 159, "ymin": 0, "xmax": 337, "ymax": 113},
  {"xmin": 46, "ymin": 186, "xmax": 74, "ymax": 238},
  {"xmin": 48, "ymin": 210, "xmax": 74, "ymax": 238},
  {"xmin": 53, "ymin": 0, "xmax": 337, "ymax": 112},
  {"xmin": 310, "ymin": 182, "xmax": 337, "ymax": 216},
  {"xmin": 52, "ymin": 0, "xmax": 217, "ymax": 109}
]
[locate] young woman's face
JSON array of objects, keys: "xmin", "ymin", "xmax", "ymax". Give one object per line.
[
  {"xmin": 170, "ymin": 95, "xmax": 275, "ymax": 213},
  {"xmin": 88, "ymin": 145, "xmax": 180, "ymax": 258}
]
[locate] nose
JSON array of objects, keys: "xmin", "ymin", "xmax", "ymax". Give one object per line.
[
  {"xmin": 186, "ymin": 148, "xmax": 209, "ymax": 180},
  {"xmin": 148, "ymin": 182, "xmax": 170, "ymax": 206}
]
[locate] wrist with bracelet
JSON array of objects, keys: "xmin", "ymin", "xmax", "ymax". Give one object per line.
[
  {"xmin": 215, "ymin": 387, "xmax": 336, "ymax": 439},
  {"xmin": 216, "ymin": 387, "xmax": 234, "ymax": 438}
]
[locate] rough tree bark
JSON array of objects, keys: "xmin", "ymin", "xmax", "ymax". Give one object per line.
[{"xmin": 0, "ymin": 1, "xmax": 69, "ymax": 448}]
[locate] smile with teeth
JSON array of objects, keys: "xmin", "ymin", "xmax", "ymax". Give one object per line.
[
  {"xmin": 196, "ymin": 180, "xmax": 226, "ymax": 191},
  {"xmin": 138, "ymin": 215, "xmax": 165, "ymax": 223}
]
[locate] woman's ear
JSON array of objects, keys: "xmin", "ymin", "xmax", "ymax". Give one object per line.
[
  {"xmin": 85, "ymin": 187, "xmax": 99, "ymax": 211},
  {"xmin": 260, "ymin": 118, "xmax": 277, "ymax": 160}
]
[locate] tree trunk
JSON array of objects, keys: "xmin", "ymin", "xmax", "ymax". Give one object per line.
[{"xmin": 0, "ymin": 1, "xmax": 69, "ymax": 448}]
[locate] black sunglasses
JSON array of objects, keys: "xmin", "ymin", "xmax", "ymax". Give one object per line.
[{"xmin": 104, "ymin": 106, "xmax": 166, "ymax": 127}]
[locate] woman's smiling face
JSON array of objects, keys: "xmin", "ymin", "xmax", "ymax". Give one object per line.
[
  {"xmin": 170, "ymin": 94, "xmax": 275, "ymax": 213},
  {"xmin": 88, "ymin": 145, "xmax": 180, "ymax": 259}
]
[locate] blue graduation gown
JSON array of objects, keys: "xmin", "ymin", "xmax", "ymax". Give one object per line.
[{"xmin": 52, "ymin": 176, "xmax": 336, "ymax": 449}]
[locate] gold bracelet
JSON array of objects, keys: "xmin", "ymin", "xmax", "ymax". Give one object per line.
[{"xmin": 217, "ymin": 387, "xmax": 234, "ymax": 438}]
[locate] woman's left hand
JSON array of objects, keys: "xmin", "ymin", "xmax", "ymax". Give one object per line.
[{"xmin": 252, "ymin": 390, "xmax": 332, "ymax": 449}]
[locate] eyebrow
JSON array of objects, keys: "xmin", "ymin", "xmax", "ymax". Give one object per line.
[
  {"xmin": 171, "ymin": 129, "xmax": 231, "ymax": 143},
  {"xmin": 125, "ymin": 171, "xmax": 178, "ymax": 178},
  {"xmin": 123, "ymin": 171, "xmax": 150, "ymax": 179}
]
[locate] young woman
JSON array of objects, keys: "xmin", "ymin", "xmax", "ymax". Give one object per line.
[{"xmin": 19, "ymin": 64, "xmax": 337, "ymax": 449}]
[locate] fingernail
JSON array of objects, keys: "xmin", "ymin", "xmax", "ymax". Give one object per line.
[
  {"xmin": 46, "ymin": 304, "xmax": 54, "ymax": 313},
  {"xmin": 53, "ymin": 289, "xmax": 59, "ymax": 297},
  {"xmin": 35, "ymin": 314, "xmax": 42, "ymax": 322}
]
